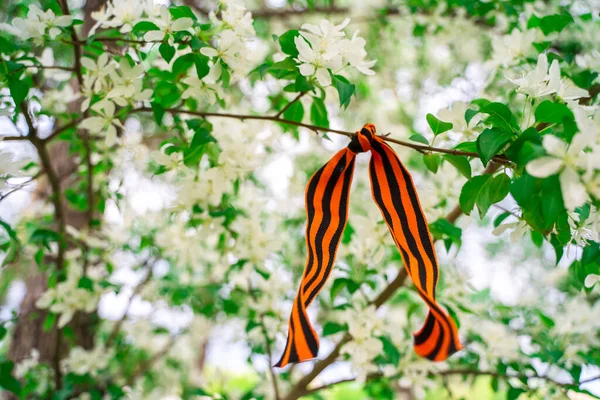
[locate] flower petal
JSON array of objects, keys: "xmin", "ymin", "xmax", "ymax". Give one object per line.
[
  {"xmin": 299, "ymin": 63, "xmax": 315, "ymax": 77},
  {"xmin": 200, "ymin": 47, "xmax": 219, "ymax": 57},
  {"xmin": 560, "ymin": 167, "xmax": 588, "ymax": 211},
  {"xmin": 316, "ymin": 67, "xmax": 331, "ymax": 87},
  {"xmin": 172, "ymin": 17, "xmax": 193, "ymax": 31},
  {"xmin": 144, "ymin": 30, "xmax": 165, "ymax": 42},
  {"xmin": 584, "ymin": 273, "xmax": 600, "ymax": 288},
  {"xmin": 526, "ymin": 157, "xmax": 564, "ymax": 178},
  {"xmin": 542, "ymin": 134, "xmax": 568, "ymax": 157}
]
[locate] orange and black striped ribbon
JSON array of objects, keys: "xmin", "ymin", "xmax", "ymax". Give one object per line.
[{"xmin": 275, "ymin": 124, "xmax": 462, "ymax": 368}]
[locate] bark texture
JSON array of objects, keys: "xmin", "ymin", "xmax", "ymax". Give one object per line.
[{"xmin": 5, "ymin": 1, "xmax": 108, "ymax": 396}]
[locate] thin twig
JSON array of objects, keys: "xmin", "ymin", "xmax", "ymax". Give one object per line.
[
  {"xmin": 248, "ymin": 286, "xmax": 281, "ymax": 400},
  {"xmin": 21, "ymin": 65, "xmax": 76, "ymax": 72},
  {"xmin": 45, "ymin": 118, "xmax": 82, "ymax": 143},
  {"xmin": 275, "ymin": 92, "xmax": 306, "ymax": 119},
  {"xmin": 0, "ymin": 172, "xmax": 43, "ymax": 204},
  {"xmin": 106, "ymin": 261, "xmax": 155, "ymax": 347},
  {"xmin": 302, "ymin": 368, "xmax": 591, "ymax": 396},
  {"xmin": 133, "ymin": 107, "xmax": 512, "ymax": 165},
  {"xmin": 125, "ymin": 335, "xmax": 178, "ymax": 386}
]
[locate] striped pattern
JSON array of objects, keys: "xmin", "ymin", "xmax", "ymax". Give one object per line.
[{"xmin": 275, "ymin": 124, "xmax": 461, "ymax": 368}]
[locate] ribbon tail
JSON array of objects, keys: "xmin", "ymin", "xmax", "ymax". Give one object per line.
[
  {"xmin": 275, "ymin": 149, "xmax": 356, "ymax": 367},
  {"xmin": 367, "ymin": 137, "xmax": 462, "ymax": 362}
]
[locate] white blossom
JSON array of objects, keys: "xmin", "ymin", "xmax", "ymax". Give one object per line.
[
  {"xmin": 526, "ymin": 134, "xmax": 590, "ymax": 210},
  {"xmin": 294, "ymin": 18, "xmax": 375, "ymax": 87},
  {"xmin": 585, "ymin": 273, "xmax": 600, "ymax": 288},
  {"xmin": 437, "ymin": 101, "xmax": 482, "ymax": 141},
  {"xmin": 106, "ymin": 58, "xmax": 152, "ymax": 106},
  {"xmin": 506, "ymin": 54, "xmax": 555, "ymax": 98},
  {"xmin": 546, "ymin": 60, "xmax": 589, "ymax": 101},
  {"xmin": 144, "ymin": 6, "xmax": 193, "ymax": 43},
  {"xmin": 81, "ymin": 53, "xmax": 115, "ymax": 92},
  {"xmin": 36, "ymin": 258, "xmax": 102, "ymax": 328},
  {"xmin": 80, "ymin": 100, "xmax": 124, "ymax": 146},
  {"xmin": 491, "ymin": 29, "xmax": 536, "ymax": 66},
  {"xmin": 90, "ymin": 0, "xmax": 145, "ymax": 35},
  {"xmin": 0, "ymin": 150, "xmax": 30, "ymax": 191},
  {"xmin": 492, "ymin": 219, "xmax": 530, "ymax": 243},
  {"xmin": 61, "ymin": 345, "xmax": 113, "ymax": 376},
  {"xmin": 6, "ymin": 5, "xmax": 72, "ymax": 41},
  {"xmin": 341, "ymin": 305, "xmax": 384, "ymax": 382}
]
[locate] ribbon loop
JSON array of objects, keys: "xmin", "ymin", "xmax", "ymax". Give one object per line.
[{"xmin": 275, "ymin": 124, "xmax": 462, "ymax": 368}]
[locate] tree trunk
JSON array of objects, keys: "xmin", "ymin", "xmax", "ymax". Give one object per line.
[{"xmin": 6, "ymin": 1, "xmax": 108, "ymax": 397}]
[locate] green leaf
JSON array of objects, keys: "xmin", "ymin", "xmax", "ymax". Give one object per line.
[
  {"xmin": 172, "ymin": 53, "xmax": 195, "ymax": 76},
  {"xmin": 8, "ymin": 76, "xmax": 30, "ymax": 106},
  {"xmin": 283, "ymin": 101, "xmax": 304, "ymax": 122},
  {"xmin": 294, "ymin": 74, "xmax": 313, "ymax": 92},
  {"xmin": 423, "ymin": 154, "xmax": 440, "ymax": 173},
  {"xmin": 330, "ymin": 278, "xmax": 347, "ymax": 301},
  {"xmin": 0, "ymin": 325, "xmax": 6, "ymax": 341},
  {"xmin": 0, "ymin": 361, "xmax": 21, "ymax": 395},
  {"xmin": 494, "ymin": 212, "xmax": 511, "ymax": 227},
  {"xmin": 443, "ymin": 155, "xmax": 472, "ymax": 179},
  {"xmin": 409, "ymin": 134, "xmax": 429, "ymax": 145},
  {"xmin": 455, "ymin": 141, "xmax": 478, "ymax": 153},
  {"xmin": 477, "ymin": 173, "xmax": 511, "ymax": 217},
  {"xmin": 332, "ymin": 75, "xmax": 355, "ymax": 109},
  {"xmin": 29, "ymin": 228, "xmax": 61, "ymax": 250},
  {"xmin": 476, "ymin": 128, "xmax": 513, "ymax": 166},
  {"xmin": 278, "ymin": 30, "xmax": 300, "ymax": 57},
  {"xmin": 480, "ymin": 102, "xmax": 517, "ymax": 133},
  {"xmin": 183, "ymin": 126, "xmax": 216, "ymax": 167},
  {"xmin": 78, "ymin": 276, "xmax": 94, "ymax": 291},
  {"xmin": 429, "ymin": 218, "xmax": 462, "ymax": 249},
  {"xmin": 379, "ymin": 336, "xmax": 401, "ymax": 366},
  {"xmin": 507, "ymin": 387, "xmax": 526, "ymax": 400},
  {"xmin": 132, "ymin": 21, "xmax": 160, "ymax": 34},
  {"xmin": 194, "ymin": 54, "xmax": 210, "ymax": 79},
  {"xmin": 153, "ymin": 81, "xmax": 181, "ymax": 108},
  {"xmin": 268, "ymin": 57, "xmax": 297, "ymax": 79},
  {"xmin": 465, "ymin": 108, "xmax": 479, "ymax": 125},
  {"xmin": 322, "ymin": 322, "xmax": 347, "ymax": 337},
  {"xmin": 535, "ymin": 100, "xmax": 574, "ymax": 124},
  {"xmin": 219, "ymin": 61, "xmax": 230, "ymax": 88},
  {"xmin": 459, "ymin": 175, "xmax": 491, "ymax": 215},
  {"xmin": 505, "ymin": 127, "xmax": 542, "ymax": 165},
  {"xmin": 43, "ymin": 313, "xmax": 56, "ymax": 332},
  {"xmin": 169, "ymin": 5, "xmax": 197, "ymax": 20},
  {"xmin": 159, "ymin": 42, "xmax": 176, "ymax": 63},
  {"xmin": 539, "ymin": 14, "xmax": 574, "ymax": 35},
  {"xmin": 310, "ymin": 97, "xmax": 329, "ymax": 127},
  {"xmin": 151, "ymin": 102, "xmax": 165, "ymax": 125},
  {"xmin": 426, "ymin": 113, "xmax": 453, "ymax": 136},
  {"xmin": 540, "ymin": 175, "xmax": 565, "ymax": 227}
]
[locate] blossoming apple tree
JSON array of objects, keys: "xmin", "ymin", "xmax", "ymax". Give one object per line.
[{"xmin": 1, "ymin": 0, "xmax": 600, "ymax": 399}]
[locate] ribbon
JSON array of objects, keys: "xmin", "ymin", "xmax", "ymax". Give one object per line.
[{"xmin": 275, "ymin": 124, "xmax": 462, "ymax": 368}]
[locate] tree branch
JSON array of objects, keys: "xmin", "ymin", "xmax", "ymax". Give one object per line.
[
  {"xmin": 275, "ymin": 92, "xmax": 306, "ymax": 118},
  {"xmin": 0, "ymin": 172, "xmax": 43, "ymax": 205},
  {"xmin": 248, "ymin": 286, "xmax": 281, "ymax": 400},
  {"xmin": 106, "ymin": 260, "xmax": 155, "ymax": 347},
  {"xmin": 57, "ymin": 0, "xmax": 95, "ymax": 228},
  {"xmin": 302, "ymin": 367, "xmax": 593, "ymax": 396},
  {"xmin": 133, "ymin": 107, "xmax": 512, "ymax": 165},
  {"xmin": 23, "ymin": 100, "xmax": 67, "ymax": 391}
]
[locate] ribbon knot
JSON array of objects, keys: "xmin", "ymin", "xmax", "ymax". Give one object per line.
[
  {"xmin": 275, "ymin": 124, "xmax": 462, "ymax": 368},
  {"xmin": 348, "ymin": 123, "xmax": 376, "ymax": 153}
]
